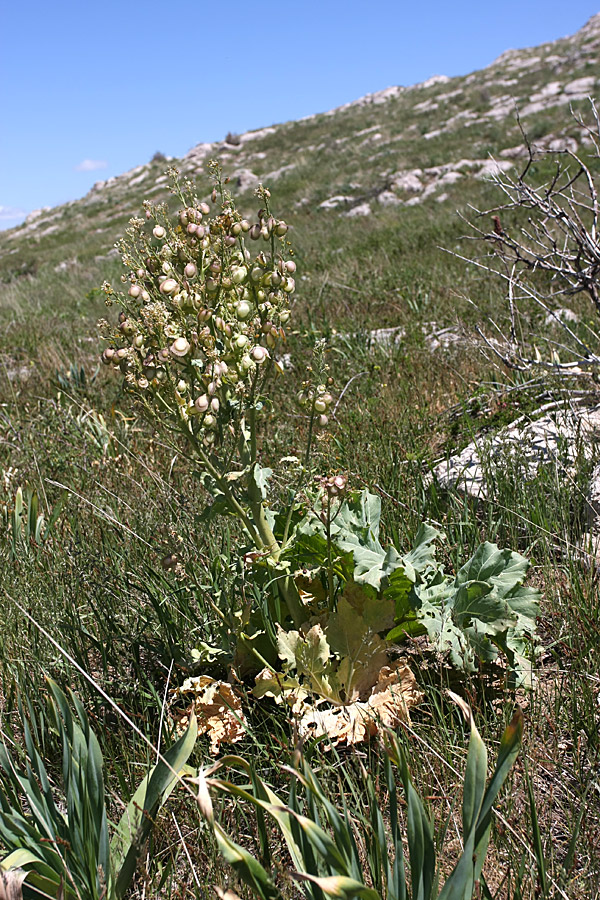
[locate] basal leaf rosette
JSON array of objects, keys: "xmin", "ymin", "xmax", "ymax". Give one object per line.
[{"xmin": 99, "ymin": 167, "xmax": 295, "ymax": 450}]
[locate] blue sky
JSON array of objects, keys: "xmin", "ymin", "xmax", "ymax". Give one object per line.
[{"xmin": 1, "ymin": 1, "xmax": 598, "ymax": 229}]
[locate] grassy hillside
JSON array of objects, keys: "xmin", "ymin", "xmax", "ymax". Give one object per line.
[{"xmin": 0, "ymin": 14, "xmax": 599, "ymax": 900}]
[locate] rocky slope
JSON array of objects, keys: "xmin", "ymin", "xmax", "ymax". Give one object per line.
[{"xmin": 1, "ymin": 13, "xmax": 599, "ymax": 276}]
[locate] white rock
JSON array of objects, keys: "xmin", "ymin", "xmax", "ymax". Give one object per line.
[
  {"xmin": 319, "ymin": 195, "xmax": 353, "ymax": 209},
  {"xmin": 392, "ymin": 170, "xmax": 424, "ymax": 192},
  {"xmin": 343, "ymin": 202, "xmax": 371, "ymax": 217},
  {"xmin": 432, "ymin": 406, "xmax": 600, "ymax": 500},
  {"xmin": 418, "ymin": 75, "xmax": 450, "ymax": 89},
  {"xmin": 262, "ymin": 163, "xmax": 296, "ymax": 181},
  {"xmin": 544, "ymin": 307, "xmax": 579, "ymax": 327},
  {"xmin": 377, "ymin": 191, "xmax": 403, "ymax": 206},
  {"xmin": 564, "ymin": 75, "xmax": 596, "ymax": 95},
  {"xmin": 238, "ymin": 126, "xmax": 277, "ymax": 142},
  {"xmin": 547, "ymin": 136, "xmax": 579, "ymax": 153},
  {"xmin": 233, "ymin": 168, "xmax": 258, "ymax": 190}
]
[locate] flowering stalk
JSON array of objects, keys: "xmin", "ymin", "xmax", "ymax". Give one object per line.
[{"xmin": 99, "ymin": 166, "xmax": 305, "ymax": 628}]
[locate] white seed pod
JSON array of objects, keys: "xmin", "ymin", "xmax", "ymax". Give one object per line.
[
  {"xmin": 282, "ymin": 277, "xmax": 295, "ymax": 294},
  {"xmin": 133, "ymin": 335, "xmax": 144, "ymax": 349},
  {"xmin": 231, "ymin": 265, "xmax": 247, "ymax": 284},
  {"xmin": 317, "ymin": 414, "xmax": 328, "ymax": 428},
  {"xmin": 184, "ymin": 262, "xmax": 197, "ymax": 278},
  {"xmin": 206, "ymin": 277, "xmax": 218, "ymax": 293},
  {"xmin": 240, "ymin": 354, "xmax": 254, "ymax": 372},
  {"xmin": 236, "ymin": 300, "xmax": 252, "ymax": 320},
  {"xmin": 161, "ymin": 261, "xmax": 172, "ymax": 275},
  {"xmin": 153, "ymin": 225, "xmax": 166, "ymax": 239},
  {"xmin": 204, "ymin": 413, "xmax": 216, "ymax": 428},
  {"xmin": 231, "ymin": 222, "xmax": 242, "ymax": 236},
  {"xmin": 334, "ymin": 475, "xmax": 346, "ymax": 491},
  {"xmin": 102, "ymin": 348, "xmax": 115, "ymax": 365},
  {"xmin": 116, "ymin": 347, "xmax": 129, "ymax": 360},
  {"xmin": 187, "ymin": 222, "xmax": 198, "ymax": 235},
  {"xmin": 252, "ymin": 346, "xmax": 269, "ymax": 364},
  {"xmin": 210, "ymin": 397, "xmax": 220, "ymax": 413},
  {"xmin": 136, "ymin": 268, "xmax": 146, "ymax": 279},
  {"xmin": 279, "ymin": 310, "xmax": 290, "ymax": 324},
  {"xmin": 141, "ymin": 290, "xmax": 150, "ymax": 302},
  {"xmin": 170, "ymin": 337, "xmax": 191, "ymax": 357},
  {"xmin": 129, "ymin": 284, "xmax": 141, "ymax": 299},
  {"xmin": 157, "ymin": 348, "xmax": 170, "ymax": 363},
  {"xmin": 194, "ymin": 394, "xmax": 210, "ymax": 413},
  {"xmin": 240, "ymin": 219, "xmax": 250, "ymax": 232},
  {"xmin": 138, "ymin": 376, "xmax": 149, "ymax": 389},
  {"xmin": 285, "ymin": 260, "xmax": 296, "ymax": 274},
  {"xmin": 160, "ymin": 278, "xmax": 178, "ymax": 295},
  {"xmin": 207, "ymin": 381, "xmax": 218, "ymax": 396},
  {"xmin": 199, "ymin": 202, "xmax": 210, "ymax": 215},
  {"xmin": 275, "ymin": 222, "xmax": 288, "ymax": 237},
  {"xmin": 177, "ymin": 379, "xmax": 188, "ymax": 393}
]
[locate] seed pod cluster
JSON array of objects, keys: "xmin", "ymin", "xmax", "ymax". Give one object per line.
[
  {"xmin": 100, "ymin": 170, "xmax": 295, "ymax": 447},
  {"xmin": 321, "ymin": 474, "xmax": 347, "ymax": 498}
]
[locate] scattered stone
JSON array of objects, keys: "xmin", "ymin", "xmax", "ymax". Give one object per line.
[
  {"xmin": 261, "ymin": 163, "xmax": 296, "ymax": 181},
  {"xmin": 377, "ymin": 191, "xmax": 403, "ymax": 206},
  {"xmin": 54, "ymin": 258, "xmax": 77, "ymax": 272},
  {"xmin": 343, "ymin": 202, "xmax": 372, "ymax": 217},
  {"xmin": 233, "ymin": 168, "xmax": 258, "ymax": 190},
  {"xmin": 432, "ymin": 405, "xmax": 600, "ymax": 501},
  {"xmin": 564, "ymin": 75, "xmax": 596, "ymax": 95},
  {"xmin": 319, "ymin": 195, "xmax": 354, "ymax": 209},
  {"xmin": 391, "ymin": 169, "xmax": 423, "ymax": 192},
  {"xmin": 544, "ymin": 307, "xmax": 579, "ymax": 327},
  {"xmin": 94, "ymin": 248, "xmax": 120, "ymax": 262}
]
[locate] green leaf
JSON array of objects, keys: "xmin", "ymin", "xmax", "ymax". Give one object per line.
[
  {"xmin": 402, "ymin": 523, "xmax": 441, "ymax": 578},
  {"xmin": 252, "ymin": 464, "xmax": 273, "ymax": 500},
  {"xmin": 214, "ymin": 822, "xmax": 282, "ymax": 900},
  {"xmin": 112, "ymin": 715, "xmax": 197, "ymax": 899}
]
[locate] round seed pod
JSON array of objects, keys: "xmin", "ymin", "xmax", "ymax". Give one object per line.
[
  {"xmin": 184, "ymin": 262, "xmax": 197, "ymax": 278},
  {"xmin": 102, "ymin": 348, "xmax": 115, "ymax": 365},
  {"xmin": 249, "ymin": 224, "xmax": 261, "ymax": 241},
  {"xmin": 236, "ymin": 300, "xmax": 252, "ymax": 320},
  {"xmin": 153, "ymin": 225, "xmax": 166, "ymax": 239},
  {"xmin": 194, "ymin": 394, "xmax": 209, "ymax": 413},
  {"xmin": 275, "ymin": 222, "xmax": 288, "ymax": 236},
  {"xmin": 199, "ymin": 202, "xmax": 210, "ymax": 215},
  {"xmin": 285, "ymin": 260, "xmax": 296, "ymax": 274},
  {"xmin": 252, "ymin": 346, "xmax": 268, "ymax": 364},
  {"xmin": 170, "ymin": 337, "xmax": 191, "ymax": 358},
  {"xmin": 129, "ymin": 284, "xmax": 141, "ymax": 299},
  {"xmin": 160, "ymin": 278, "xmax": 178, "ymax": 295}
]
